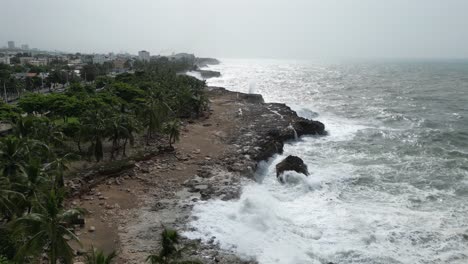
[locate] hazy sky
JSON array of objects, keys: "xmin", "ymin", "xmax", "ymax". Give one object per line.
[{"xmin": 1, "ymin": 0, "xmax": 468, "ymax": 59}]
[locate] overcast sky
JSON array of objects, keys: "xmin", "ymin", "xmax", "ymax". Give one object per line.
[{"xmin": 1, "ymin": 0, "xmax": 468, "ymax": 59}]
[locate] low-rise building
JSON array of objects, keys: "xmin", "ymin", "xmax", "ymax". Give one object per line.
[
  {"xmin": 113, "ymin": 58, "xmax": 127, "ymax": 69},
  {"xmin": 30, "ymin": 58, "xmax": 48, "ymax": 66},
  {"xmin": 93, "ymin": 54, "xmax": 107, "ymax": 65},
  {"xmin": 19, "ymin": 57, "xmax": 48, "ymax": 66},
  {"xmin": 0, "ymin": 56, "xmax": 10, "ymax": 64},
  {"xmin": 19, "ymin": 57, "xmax": 34, "ymax": 65}
]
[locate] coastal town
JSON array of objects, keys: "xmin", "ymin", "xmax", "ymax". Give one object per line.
[{"xmin": 0, "ymin": 40, "xmax": 201, "ymax": 102}]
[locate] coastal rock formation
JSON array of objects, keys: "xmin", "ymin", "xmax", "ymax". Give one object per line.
[
  {"xmin": 195, "ymin": 57, "xmax": 220, "ymax": 67},
  {"xmin": 197, "ymin": 70, "xmax": 221, "ymax": 79},
  {"xmin": 276, "ymin": 155, "xmax": 309, "ymax": 178},
  {"xmin": 295, "ymin": 118, "xmax": 326, "ymax": 136},
  {"xmin": 206, "ymin": 87, "xmax": 325, "ymax": 167}
]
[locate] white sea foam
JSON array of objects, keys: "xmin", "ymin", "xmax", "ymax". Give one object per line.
[
  {"xmin": 185, "ymin": 70, "xmax": 204, "ymax": 80},
  {"xmin": 185, "ymin": 59, "xmax": 468, "ymax": 264}
]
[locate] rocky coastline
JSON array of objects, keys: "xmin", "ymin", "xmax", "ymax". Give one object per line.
[
  {"xmin": 119, "ymin": 87, "xmax": 324, "ymax": 263},
  {"xmin": 70, "ymin": 85, "xmax": 325, "ymax": 263}
]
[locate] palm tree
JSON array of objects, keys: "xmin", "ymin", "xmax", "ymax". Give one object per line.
[
  {"xmin": 163, "ymin": 120, "xmax": 180, "ymax": 148},
  {"xmin": 44, "ymin": 153, "xmax": 77, "ymax": 190},
  {"xmin": 20, "ymin": 159, "xmax": 49, "ymax": 213},
  {"xmin": 12, "ymin": 190, "xmax": 84, "ymax": 264},
  {"xmin": 0, "ymin": 136, "xmax": 28, "ymax": 181},
  {"xmin": 0, "ymin": 176, "xmax": 24, "ymax": 219},
  {"xmin": 82, "ymin": 110, "xmax": 108, "ymax": 162},
  {"xmin": 116, "ymin": 113, "xmax": 139, "ymax": 157},
  {"xmin": 12, "ymin": 116, "xmax": 36, "ymax": 139},
  {"xmin": 146, "ymin": 228, "xmax": 202, "ymax": 264},
  {"xmin": 107, "ymin": 114, "xmax": 131, "ymax": 160},
  {"xmin": 140, "ymin": 91, "xmax": 170, "ymax": 144},
  {"xmin": 85, "ymin": 247, "xmax": 117, "ymax": 264}
]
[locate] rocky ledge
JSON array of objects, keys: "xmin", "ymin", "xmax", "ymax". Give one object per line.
[
  {"xmin": 206, "ymin": 86, "xmax": 325, "ymax": 179},
  {"xmin": 196, "ymin": 69, "xmax": 222, "ymax": 79},
  {"xmin": 172, "ymin": 87, "xmax": 325, "ymax": 262}
]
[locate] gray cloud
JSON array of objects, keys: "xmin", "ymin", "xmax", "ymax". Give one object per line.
[{"xmin": 1, "ymin": 0, "xmax": 468, "ymax": 59}]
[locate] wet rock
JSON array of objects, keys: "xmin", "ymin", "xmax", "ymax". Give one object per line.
[
  {"xmin": 294, "ymin": 118, "xmax": 326, "ymax": 136},
  {"xmin": 239, "ymin": 93, "xmax": 264, "ymax": 104},
  {"xmin": 276, "ymin": 155, "xmax": 309, "ymax": 178},
  {"xmin": 197, "ymin": 69, "xmax": 221, "ymax": 79},
  {"xmin": 194, "ymin": 184, "xmax": 209, "ymax": 191}
]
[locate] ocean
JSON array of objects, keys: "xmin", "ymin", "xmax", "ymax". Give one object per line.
[{"xmin": 185, "ymin": 59, "xmax": 468, "ymax": 264}]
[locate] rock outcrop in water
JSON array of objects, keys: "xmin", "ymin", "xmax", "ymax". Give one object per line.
[
  {"xmin": 207, "ymin": 87, "xmax": 325, "ymax": 175},
  {"xmin": 197, "ymin": 69, "xmax": 221, "ymax": 79},
  {"xmin": 276, "ymin": 155, "xmax": 309, "ymax": 178},
  {"xmin": 195, "ymin": 57, "xmax": 220, "ymax": 67}
]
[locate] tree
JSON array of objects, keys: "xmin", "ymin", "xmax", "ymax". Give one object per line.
[
  {"xmin": 85, "ymin": 247, "xmax": 117, "ymax": 264},
  {"xmin": 17, "ymin": 93, "xmax": 48, "ymax": 115},
  {"xmin": 95, "ymin": 76, "xmax": 113, "ymax": 89},
  {"xmin": 0, "ymin": 136, "xmax": 28, "ymax": 180},
  {"xmin": 12, "ymin": 190, "xmax": 83, "ymax": 264},
  {"xmin": 108, "ymin": 82, "xmax": 144, "ymax": 103},
  {"xmin": 0, "ymin": 102, "xmax": 21, "ymax": 121},
  {"xmin": 146, "ymin": 228, "xmax": 201, "ymax": 264},
  {"xmin": 45, "ymin": 153, "xmax": 77, "ymax": 190},
  {"xmin": 61, "ymin": 119, "xmax": 85, "ymax": 153},
  {"xmin": 81, "ymin": 64, "xmax": 98, "ymax": 82},
  {"xmin": 140, "ymin": 92, "xmax": 170, "ymax": 144},
  {"xmin": 163, "ymin": 120, "xmax": 180, "ymax": 148},
  {"xmin": 0, "ymin": 177, "xmax": 24, "ymax": 219},
  {"xmin": 82, "ymin": 110, "xmax": 109, "ymax": 162},
  {"xmin": 107, "ymin": 113, "xmax": 139, "ymax": 159},
  {"xmin": 19, "ymin": 159, "xmax": 49, "ymax": 213}
]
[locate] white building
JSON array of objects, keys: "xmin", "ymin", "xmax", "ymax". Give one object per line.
[
  {"xmin": 19, "ymin": 57, "xmax": 48, "ymax": 66},
  {"xmin": 0, "ymin": 56, "xmax": 10, "ymax": 64},
  {"xmin": 138, "ymin": 50, "xmax": 150, "ymax": 62},
  {"xmin": 21, "ymin": 44, "xmax": 29, "ymax": 50},
  {"xmin": 30, "ymin": 58, "xmax": 48, "ymax": 66}
]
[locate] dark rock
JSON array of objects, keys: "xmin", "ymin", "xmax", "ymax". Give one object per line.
[
  {"xmin": 239, "ymin": 93, "xmax": 264, "ymax": 104},
  {"xmin": 254, "ymin": 141, "xmax": 284, "ymax": 161},
  {"xmin": 71, "ymin": 216, "xmax": 85, "ymax": 228},
  {"xmin": 197, "ymin": 70, "xmax": 221, "ymax": 79},
  {"xmin": 276, "ymin": 155, "xmax": 309, "ymax": 178},
  {"xmin": 294, "ymin": 118, "xmax": 326, "ymax": 136},
  {"xmin": 195, "ymin": 57, "xmax": 220, "ymax": 67}
]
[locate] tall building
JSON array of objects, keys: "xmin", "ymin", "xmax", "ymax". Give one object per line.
[
  {"xmin": 21, "ymin": 44, "xmax": 29, "ymax": 50},
  {"xmin": 7, "ymin": 41, "xmax": 15, "ymax": 49},
  {"xmin": 138, "ymin": 50, "xmax": 150, "ymax": 62}
]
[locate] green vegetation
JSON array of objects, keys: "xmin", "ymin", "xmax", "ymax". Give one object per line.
[
  {"xmin": 85, "ymin": 247, "xmax": 117, "ymax": 264},
  {"xmin": 0, "ymin": 58, "xmax": 208, "ymax": 263},
  {"xmin": 146, "ymin": 228, "xmax": 202, "ymax": 264}
]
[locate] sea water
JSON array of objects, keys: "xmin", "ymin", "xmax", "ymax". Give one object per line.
[{"xmin": 185, "ymin": 59, "xmax": 468, "ymax": 264}]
